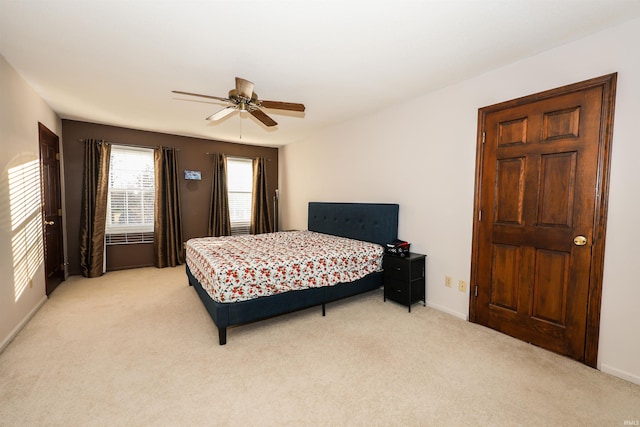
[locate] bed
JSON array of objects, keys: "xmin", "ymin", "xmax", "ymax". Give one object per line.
[{"xmin": 185, "ymin": 202, "xmax": 399, "ymax": 345}]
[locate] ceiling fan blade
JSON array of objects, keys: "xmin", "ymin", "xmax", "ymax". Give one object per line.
[
  {"xmin": 260, "ymin": 100, "xmax": 306, "ymax": 112},
  {"xmin": 235, "ymin": 77, "xmax": 254, "ymax": 99},
  {"xmin": 172, "ymin": 90, "xmax": 230, "ymax": 102},
  {"xmin": 206, "ymin": 106, "xmax": 236, "ymax": 121},
  {"xmin": 249, "ymin": 108, "xmax": 277, "ymax": 127}
]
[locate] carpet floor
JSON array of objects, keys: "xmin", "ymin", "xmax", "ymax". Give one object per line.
[{"xmin": 1, "ymin": 266, "xmax": 639, "ymax": 426}]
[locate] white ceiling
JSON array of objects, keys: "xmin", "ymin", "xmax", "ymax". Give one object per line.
[{"xmin": 2, "ymin": 1, "xmax": 640, "ymax": 147}]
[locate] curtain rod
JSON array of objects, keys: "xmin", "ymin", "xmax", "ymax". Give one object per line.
[
  {"xmin": 77, "ymin": 139, "xmax": 179, "ymax": 151},
  {"xmin": 205, "ymin": 152, "xmax": 271, "ymax": 162}
]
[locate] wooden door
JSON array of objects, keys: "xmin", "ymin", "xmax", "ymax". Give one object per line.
[
  {"xmin": 469, "ymin": 74, "xmax": 616, "ymax": 367},
  {"xmin": 39, "ymin": 123, "xmax": 65, "ymax": 295}
]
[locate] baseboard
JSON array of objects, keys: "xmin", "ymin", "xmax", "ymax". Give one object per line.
[
  {"xmin": 426, "ymin": 300, "xmax": 468, "ymax": 321},
  {"xmin": 600, "ymin": 363, "xmax": 640, "ymax": 386},
  {"xmin": 0, "ymin": 296, "xmax": 48, "ymax": 354},
  {"xmin": 425, "ymin": 301, "xmax": 640, "ymax": 386}
]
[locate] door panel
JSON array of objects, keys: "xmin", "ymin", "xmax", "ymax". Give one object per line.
[
  {"xmin": 490, "ymin": 244, "xmax": 520, "ymax": 312},
  {"xmin": 470, "ymin": 74, "xmax": 617, "ymax": 366},
  {"xmin": 495, "ymin": 158, "xmax": 525, "ymax": 224},
  {"xmin": 531, "ymin": 249, "xmax": 569, "ymax": 325},
  {"xmin": 538, "ymin": 152, "xmax": 576, "ymax": 227}
]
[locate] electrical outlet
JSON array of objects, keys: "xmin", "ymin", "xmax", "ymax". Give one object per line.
[
  {"xmin": 445, "ymin": 275, "xmax": 452, "ymax": 288},
  {"xmin": 458, "ymin": 280, "xmax": 467, "ymax": 293}
]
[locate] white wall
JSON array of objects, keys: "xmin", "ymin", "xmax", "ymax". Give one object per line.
[
  {"xmin": 0, "ymin": 55, "xmax": 62, "ymax": 351},
  {"xmin": 279, "ymin": 18, "xmax": 640, "ymax": 384}
]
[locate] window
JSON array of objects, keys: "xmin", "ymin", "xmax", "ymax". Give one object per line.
[
  {"xmin": 105, "ymin": 145, "xmax": 155, "ymax": 244},
  {"xmin": 227, "ymin": 157, "xmax": 253, "ymax": 235}
]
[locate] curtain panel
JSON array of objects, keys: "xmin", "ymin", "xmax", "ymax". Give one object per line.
[
  {"xmin": 154, "ymin": 147, "xmax": 184, "ymax": 268},
  {"xmin": 208, "ymin": 153, "xmax": 231, "ymax": 237},
  {"xmin": 79, "ymin": 139, "xmax": 111, "ymax": 278},
  {"xmin": 250, "ymin": 157, "xmax": 272, "ymax": 235}
]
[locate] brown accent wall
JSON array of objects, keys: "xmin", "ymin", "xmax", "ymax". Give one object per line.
[{"xmin": 62, "ymin": 120, "xmax": 278, "ymax": 275}]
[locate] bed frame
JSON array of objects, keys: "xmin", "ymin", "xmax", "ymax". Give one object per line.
[{"xmin": 186, "ymin": 202, "xmax": 399, "ymax": 345}]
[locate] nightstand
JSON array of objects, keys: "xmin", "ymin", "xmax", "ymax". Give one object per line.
[{"xmin": 383, "ymin": 252, "xmax": 426, "ymax": 312}]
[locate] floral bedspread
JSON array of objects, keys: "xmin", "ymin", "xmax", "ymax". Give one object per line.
[{"xmin": 185, "ymin": 230, "xmax": 384, "ymax": 303}]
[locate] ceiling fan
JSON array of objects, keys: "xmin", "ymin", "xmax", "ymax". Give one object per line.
[{"xmin": 172, "ymin": 77, "xmax": 305, "ymax": 127}]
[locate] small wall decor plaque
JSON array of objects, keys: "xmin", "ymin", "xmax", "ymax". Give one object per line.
[{"xmin": 184, "ymin": 170, "xmax": 201, "ymax": 180}]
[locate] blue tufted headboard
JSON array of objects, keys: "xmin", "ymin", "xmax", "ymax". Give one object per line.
[{"xmin": 307, "ymin": 202, "xmax": 399, "ymax": 246}]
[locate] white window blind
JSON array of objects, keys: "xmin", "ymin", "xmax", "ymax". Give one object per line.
[
  {"xmin": 105, "ymin": 145, "xmax": 155, "ymax": 242},
  {"xmin": 227, "ymin": 157, "xmax": 253, "ymax": 235}
]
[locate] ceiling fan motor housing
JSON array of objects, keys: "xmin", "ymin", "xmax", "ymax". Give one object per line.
[{"xmin": 228, "ymin": 89, "xmax": 258, "ymax": 105}]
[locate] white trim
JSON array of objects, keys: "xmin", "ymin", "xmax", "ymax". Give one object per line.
[
  {"xmin": 106, "ymin": 145, "xmax": 155, "ymax": 235},
  {"xmin": 426, "ymin": 299, "xmax": 468, "ymax": 320},
  {"xmin": 227, "ymin": 157, "xmax": 253, "ymax": 234},
  {"xmin": 0, "ymin": 295, "xmax": 47, "ymax": 353},
  {"xmin": 105, "ymin": 225, "xmax": 154, "ymax": 234},
  {"xmin": 226, "ymin": 155, "xmax": 253, "ymax": 162},
  {"xmin": 426, "ymin": 302, "xmax": 640, "ymax": 386},
  {"xmin": 600, "ymin": 364, "xmax": 640, "ymax": 386}
]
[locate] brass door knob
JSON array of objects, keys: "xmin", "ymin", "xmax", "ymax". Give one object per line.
[{"xmin": 573, "ymin": 235, "xmax": 587, "ymax": 246}]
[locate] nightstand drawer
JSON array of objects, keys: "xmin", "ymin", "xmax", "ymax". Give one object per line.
[
  {"xmin": 383, "ymin": 256, "xmax": 409, "ymax": 281},
  {"xmin": 384, "ymin": 278, "xmax": 411, "ymax": 305},
  {"xmin": 383, "ymin": 255, "xmax": 424, "ymax": 281}
]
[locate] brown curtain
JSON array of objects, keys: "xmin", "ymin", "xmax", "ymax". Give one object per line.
[
  {"xmin": 154, "ymin": 147, "xmax": 184, "ymax": 268},
  {"xmin": 208, "ymin": 153, "xmax": 231, "ymax": 237},
  {"xmin": 79, "ymin": 139, "xmax": 111, "ymax": 278},
  {"xmin": 250, "ymin": 157, "xmax": 272, "ymax": 235}
]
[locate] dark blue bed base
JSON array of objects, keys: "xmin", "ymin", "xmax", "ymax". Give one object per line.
[{"xmin": 187, "ymin": 202, "xmax": 399, "ymax": 345}]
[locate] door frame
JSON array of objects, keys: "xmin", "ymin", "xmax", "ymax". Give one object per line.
[
  {"xmin": 469, "ymin": 74, "xmax": 617, "ymax": 368},
  {"xmin": 38, "ymin": 122, "xmax": 65, "ymax": 295}
]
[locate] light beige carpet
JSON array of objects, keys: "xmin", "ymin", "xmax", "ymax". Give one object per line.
[{"xmin": 1, "ymin": 266, "xmax": 639, "ymax": 426}]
